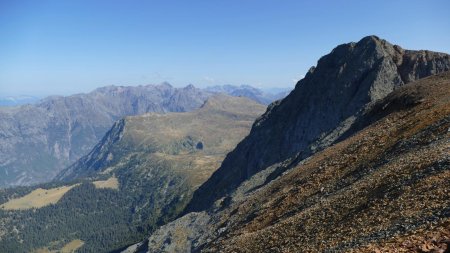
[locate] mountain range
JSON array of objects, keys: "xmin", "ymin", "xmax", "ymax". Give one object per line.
[
  {"xmin": 0, "ymin": 94, "xmax": 265, "ymax": 252},
  {"xmin": 204, "ymin": 85, "xmax": 289, "ymax": 105},
  {"xmin": 0, "ymin": 84, "xmax": 286, "ymax": 188}
]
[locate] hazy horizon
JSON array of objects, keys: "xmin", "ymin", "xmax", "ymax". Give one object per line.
[
  {"xmin": 0, "ymin": 81, "xmax": 294, "ymax": 98},
  {"xmin": 1, "ymin": 0, "xmax": 449, "ymax": 96}
]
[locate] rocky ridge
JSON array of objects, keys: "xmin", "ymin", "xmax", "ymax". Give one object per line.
[{"xmin": 186, "ymin": 35, "xmax": 450, "ymax": 213}]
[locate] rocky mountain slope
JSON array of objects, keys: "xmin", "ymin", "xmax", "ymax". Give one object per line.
[
  {"xmin": 202, "ymin": 72, "xmax": 450, "ymax": 252},
  {"xmin": 0, "ymin": 94, "xmax": 265, "ymax": 252},
  {"xmin": 186, "ymin": 35, "xmax": 450, "ymax": 213},
  {"xmin": 131, "ymin": 64, "xmax": 450, "ymax": 253}
]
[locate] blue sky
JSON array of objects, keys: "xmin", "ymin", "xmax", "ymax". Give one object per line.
[{"xmin": 1, "ymin": 0, "xmax": 449, "ymax": 96}]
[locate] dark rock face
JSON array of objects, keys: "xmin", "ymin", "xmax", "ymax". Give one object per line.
[
  {"xmin": 0, "ymin": 84, "xmax": 210, "ymax": 188},
  {"xmin": 186, "ymin": 36, "xmax": 450, "ymax": 213}
]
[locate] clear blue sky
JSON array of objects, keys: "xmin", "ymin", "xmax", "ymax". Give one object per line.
[{"xmin": 1, "ymin": 0, "xmax": 449, "ymax": 96}]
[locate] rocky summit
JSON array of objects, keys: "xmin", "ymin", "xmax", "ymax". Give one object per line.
[{"xmin": 186, "ymin": 35, "xmax": 450, "ymax": 213}]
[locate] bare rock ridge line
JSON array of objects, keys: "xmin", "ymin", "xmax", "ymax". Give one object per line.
[
  {"xmin": 54, "ymin": 118, "xmax": 126, "ymax": 181},
  {"xmin": 185, "ymin": 35, "xmax": 450, "ymax": 213}
]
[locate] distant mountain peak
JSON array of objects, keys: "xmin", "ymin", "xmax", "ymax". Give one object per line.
[
  {"xmin": 185, "ymin": 84, "xmax": 196, "ymax": 89},
  {"xmin": 158, "ymin": 81, "xmax": 173, "ymax": 88},
  {"xmin": 199, "ymin": 94, "xmax": 262, "ymax": 113},
  {"xmin": 204, "ymin": 84, "xmax": 290, "ymax": 105}
]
